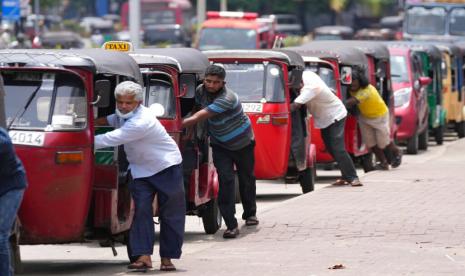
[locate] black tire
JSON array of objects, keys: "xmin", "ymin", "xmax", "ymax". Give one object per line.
[
  {"xmin": 434, "ymin": 126, "xmax": 444, "ymax": 145},
  {"xmin": 234, "ymin": 173, "xmax": 241, "ymax": 204},
  {"xmin": 406, "ymin": 133, "xmax": 419, "ymax": 154},
  {"xmin": 418, "ymin": 129, "xmax": 429, "ymax": 150},
  {"xmin": 10, "ymin": 217, "xmax": 22, "ymax": 274},
  {"xmin": 299, "ymin": 167, "xmax": 315, "ymax": 194},
  {"xmin": 456, "ymin": 121, "xmax": 465, "ymax": 138},
  {"xmin": 361, "ymin": 153, "xmax": 375, "ymax": 172},
  {"xmin": 202, "ymin": 198, "xmax": 222, "ymax": 234}
]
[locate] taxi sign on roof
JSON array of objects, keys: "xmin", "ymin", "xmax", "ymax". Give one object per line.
[{"xmin": 102, "ymin": 41, "xmax": 133, "ymax": 52}]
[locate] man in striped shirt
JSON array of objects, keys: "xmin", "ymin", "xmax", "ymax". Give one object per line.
[{"xmin": 182, "ymin": 65, "xmax": 257, "ymax": 239}]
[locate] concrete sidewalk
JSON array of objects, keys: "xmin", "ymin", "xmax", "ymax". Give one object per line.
[{"xmin": 177, "ymin": 138, "xmax": 465, "ymax": 276}]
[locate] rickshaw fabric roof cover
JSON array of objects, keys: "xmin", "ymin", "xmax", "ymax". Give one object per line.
[
  {"xmin": 288, "ymin": 44, "xmax": 368, "ymax": 67},
  {"xmin": 203, "ymin": 49, "xmax": 305, "ymax": 68},
  {"xmin": 130, "ymin": 48, "xmax": 210, "ymax": 76},
  {"xmin": 386, "ymin": 41, "xmax": 443, "ymax": 61},
  {"xmin": 0, "ymin": 49, "xmax": 142, "ymax": 83},
  {"xmin": 304, "ymin": 40, "xmax": 390, "ymax": 60}
]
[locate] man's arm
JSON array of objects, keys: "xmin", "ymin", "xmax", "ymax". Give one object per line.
[
  {"xmin": 95, "ymin": 117, "xmax": 109, "ymax": 126},
  {"xmin": 182, "ymin": 108, "xmax": 216, "ymax": 128},
  {"xmin": 345, "ymin": 97, "xmax": 359, "ymax": 109},
  {"xmin": 290, "ymin": 102, "xmax": 303, "ymax": 112}
]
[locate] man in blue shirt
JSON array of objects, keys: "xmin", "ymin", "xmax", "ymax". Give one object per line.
[
  {"xmin": 0, "ymin": 127, "xmax": 27, "ymax": 276},
  {"xmin": 95, "ymin": 81, "xmax": 184, "ymax": 271},
  {"xmin": 182, "ymin": 65, "xmax": 258, "ymax": 239}
]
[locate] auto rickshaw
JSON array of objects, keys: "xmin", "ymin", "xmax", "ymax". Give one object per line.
[
  {"xmin": 204, "ymin": 49, "xmax": 316, "ymax": 193},
  {"xmin": 287, "ymin": 44, "xmax": 375, "ymax": 171},
  {"xmin": 127, "ymin": 48, "xmax": 222, "ymax": 234},
  {"xmin": 436, "ymin": 42, "xmax": 465, "ymax": 138},
  {"xmin": 385, "ymin": 43, "xmax": 434, "ymax": 153},
  {"xmin": 2, "ymin": 49, "xmax": 142, "ymax": 270}
]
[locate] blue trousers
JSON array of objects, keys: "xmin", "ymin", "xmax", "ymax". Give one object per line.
[
  {"xmin": 321, "ymin": 118, "xmax": 358, "ymax": 182},
  {"xmin": 128, "ymin": 164, "xmax": 185, "ymax": 259},
  {"xmin": 0, "ymin": 189, "xmax": 24, "ymax": 276}
]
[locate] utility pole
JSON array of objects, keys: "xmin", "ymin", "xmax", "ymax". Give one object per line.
[
  {"xmin": 220, "ymin": 0, "xmax": 227, "ymax": 11},
  {"xmin": 129, "ymin": 0, "xmax": 140, "ymax": 48},
  {"xmin": 197, "ymin": 0, "xmax": 206, "ymax": 34},
  {"xmin": 34, "ymin": 0, "xmax": 40, "ymax": 36}
]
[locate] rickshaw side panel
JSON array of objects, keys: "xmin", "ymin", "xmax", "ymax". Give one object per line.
[{"xmin": 16, "ymin": 132, "xmax": 93, "ymax": 243}]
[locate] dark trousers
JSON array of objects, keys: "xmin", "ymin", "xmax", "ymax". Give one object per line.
[
  {"xmin": 129, "ymin": 164, "xmax": 185, "ymax": 259},
  {"xmin": 212, "ymin": 142, "xmax": 257, "ymax": 230},
  {"xmin": 321, "ymin": 118, "xmax": 358, "ymax": 182}
]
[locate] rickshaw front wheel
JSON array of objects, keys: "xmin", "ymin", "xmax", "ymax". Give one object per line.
[
  {"xmin": 299, "ymin": 167, "xmax": 315, "ymax": 194},
  {"xmin": 202, "ymin": 198, "xmax": 222, "ymax": 234}
]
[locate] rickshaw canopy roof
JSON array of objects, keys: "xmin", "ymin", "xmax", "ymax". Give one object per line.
[
  {"xmin": 203, "ymin": 49, "xmax": 305, "ymax": 68},
  {"xmin": 303, "ymin": 40, "xmax": 390, "ymax": 60},
  {"xmin": 287, "ymin": 44, "xmax": 368, "ymax": 67},
  {"xmin": 434, "ymin": 42, "xmax": 462, "ymax": 58},
  {"xmin": 130, "ymin": 48, "xmax": 210, "ymax": 76},
  {"xmin": 0, "ymin": 49, "xmax": 142, "ymax": 83},
  {"xmin": 386, "ymin": 41, "xmax": 443, "ymax": 61}
]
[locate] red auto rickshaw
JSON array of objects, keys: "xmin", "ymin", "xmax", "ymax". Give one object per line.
[
  {"xmin": 288, "ymin": 45, "xmax": 375, "ymax": 171},
  {"xmin": 128, "ymin": 48, "xmax": 221, "ymax": 234},
  {"xmin": 204, "ymin": 49, "xmax": 316, "ymax": 193},
  {"xmin": 2, "ymin": 49, "xmax": 143, "ymax": 270}
]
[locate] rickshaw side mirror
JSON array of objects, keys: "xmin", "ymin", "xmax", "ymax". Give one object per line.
[
  {"xmin": 340, "ymin": 66, "xmax": 352, "ymax": 85},
  {"xmin": 376, "ymin": 61, "xmax": 387, "ymax": 78},
  {"xmin": 419, "ymin": 76, "xmax": 432, "ymax": 87},
  {"xmin": 93, "ymin": 80, "xmax": 111, "ymax": 108},
  {"xmin": 288, "ymin": 68, "xmax": 303, "ymax": 89},
  {"xmin": 179, "ymin": 74, "xmax": 196, "ymax": 98}
]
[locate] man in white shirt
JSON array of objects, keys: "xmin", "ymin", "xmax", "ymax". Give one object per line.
[
  {"xmin": 290, "ymin": 71, "xmax": 362, "ymax": 186},
  {"xmin": 94, "ymin": 81, "xmax": 185, "ymax": 271}
]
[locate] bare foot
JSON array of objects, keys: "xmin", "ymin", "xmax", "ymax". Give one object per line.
[{"xmin": 160, "ymin": 257, "xmax": 176, "ymax": 271}]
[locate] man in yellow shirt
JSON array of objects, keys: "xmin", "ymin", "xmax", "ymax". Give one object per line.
[{"xmin": 346, "ymin": 66, "xmax": 402, "ymax": 170}]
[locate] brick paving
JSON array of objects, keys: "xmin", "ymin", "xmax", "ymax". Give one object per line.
[{"xmin": 178, "ymin": 138, "xmax": 465, "ymax": 276}]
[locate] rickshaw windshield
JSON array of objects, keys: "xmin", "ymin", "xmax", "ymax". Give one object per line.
[
  {"xmin": 390, "ymin": 55, "xmax": 410, "ymax": 83},
  {"xmin": 198, "ymin": 28, "xmax": 257, "ymax": 50},
  {"xmin": 141, "ymin": 10, "xmax": 176, "ymax": 26},
  {"xmin": 304, "ymin": 65, "xmax": 336, "ymax": 93},
  {"xmin": 3, "ymin": 71, "xmax": 87, "ymax": 130},
  {"xmin": 406, "ymin": 7, "xmax": 446, "ymax": 35},
  {"xmin": 144, "ymin": 77, "xmax": 175, "ymax": 119},
  {"xmin": 450, "ymin": 8, "xmax": 465, "ymax": 35},
  {"xmin": 223, "ymin": 63, "xmax": 285, "ymax": 103}
]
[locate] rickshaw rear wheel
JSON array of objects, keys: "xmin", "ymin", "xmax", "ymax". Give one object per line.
[
  {"xmin": 434, "ymin": 126, "xmax": 444, "ymax": 145},
  {"xmin": 418, "ymin": 129, "xmax": 429, "ymax": 150},
  {"xmin": 456, "ymin": 121, "xmax": 465, "ymax": 138},
  {"xmin": 299, "ymin": 167, "xmax": 315, "ymax": 194},
  {"xmin": 406, "ymin": 133, "xmax": 419, "ymax": 154},
  {"xmin": 202, "ymin": 198, "xmax": 222, "ymax": 234}
]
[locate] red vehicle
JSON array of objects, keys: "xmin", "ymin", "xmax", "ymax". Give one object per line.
[
  {"xmin": 204, "ymin": 49, "xmax": 316, "ymax": 193},
  {"xmin": 128, "ymin": 48, "xmax": 221, "ymax": 234},
  {"xmin": 197, "ymin": 11, "xmax": 276, "ymax": 50},
  {"xmin": 387, "ymin": 45, "xmax": 432, "ymax": 154},
  {"xmin": 289, "ymin": 45, "xmax": 375, "ymax": 171},
  {"xmin": 2, "ymin": 49, "xmax": 142, "ymax": 270}
]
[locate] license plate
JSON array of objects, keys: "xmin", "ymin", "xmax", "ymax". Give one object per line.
[
  {"xmin": 9, "ymin": 131, "xmax": 45, "ymax": 147},
  {"xmin": 242, "ymin": 103, "xmax": 263, "ymax": 113}
]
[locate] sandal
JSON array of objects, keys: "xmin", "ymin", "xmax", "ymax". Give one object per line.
[
  {"xmin": 160, "ymin": 263, "xmax": 176, "ymax": 271},
  {"xmin": 127, "ymin": 261, "xmax": 153, "ymax": 270},
  {"xmin": 332, "ymin": 179, "xmax": 349, "ymax": 186},
  {"xmin": 349, "ymin": 179, "xmax": 363, "ymax": 187},
  {"xmin": 245, "ymin": 216, "xmax": 259, "ymax": 226},
  {"xmin": 223, "ymin": 227, "xmax": 239, "ymax": 239}
]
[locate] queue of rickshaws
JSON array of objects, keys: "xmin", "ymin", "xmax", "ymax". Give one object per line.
[{"xmin": 203, "ymin": 49, "xmax": 317, "ymax": 194}]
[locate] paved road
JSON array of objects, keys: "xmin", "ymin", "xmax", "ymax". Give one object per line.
[{"xmin": 19, "ymin": 133, "xmax": 462, "ymax": 275}]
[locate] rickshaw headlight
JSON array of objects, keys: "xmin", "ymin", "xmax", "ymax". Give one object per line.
[
  {"xmin": 56, "ymin": 151, "xmax": 84, "ymax": 164},
  {"xmin": 394, "ymin": 88, "xmax": 412, "ymax": 108}
]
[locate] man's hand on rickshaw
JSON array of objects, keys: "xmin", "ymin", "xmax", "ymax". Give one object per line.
[
  {"xmin": 290, "ymin": 102, "xmax": 302, "ymax": 112},
  {"xmin": 95, "ymin": 117, "xmax": 109, "ymax": 126},
  {"xmin": 181, "ymin": 109, "xmax": 215, "ymax": 128}
]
